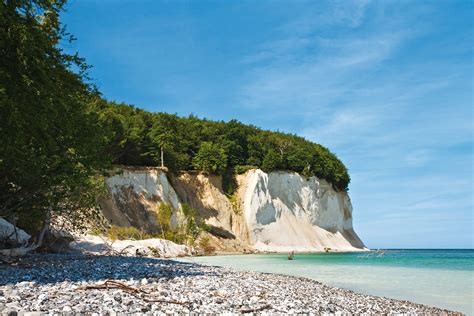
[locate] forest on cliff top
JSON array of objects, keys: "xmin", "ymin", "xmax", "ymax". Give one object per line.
[
  {"xmin": 0, "ymin": 1, "xmax": 348, "ymax": 234},
  {"xmin": 92, "ymin": 100, "xmax": 350, "ymax": 191}
]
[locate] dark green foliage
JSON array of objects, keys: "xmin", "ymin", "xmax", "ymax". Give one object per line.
[
  {"xmin": 156, "ymin": 203, "xmax": 172, "ymax": 237},
  {"xmin": 181, "ymin": 203, "xmax": 200, "ymax": 241},
  {"xmin": 0, "ymin": 0, "xmax": 109, "ymax": 232},
  {"xmin": 221, "ymin": 168, "xmax": 237, "ymax": 196},
  {"xmin": 91, "ymin": 101, "xmax": 351, "ymax": 190},
  {"xmin": 262, "ymin": 150, "xmax": 283, "ymax": 171},
  {"xmin": 192, "ymin": 142, "xmax": 227, "ymax": 174}
]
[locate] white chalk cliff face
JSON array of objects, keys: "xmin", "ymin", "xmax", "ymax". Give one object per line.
[
  {"xmin": 101, "ymin": 168, "xmax": 182, "ymax": 233},
  {"xmin": 237, "ymin": 169, "xmax": 365, "ymax": 252},
  {"xmin": 101, "ymin": 167, "xmax": 366, "ymax": 252}
]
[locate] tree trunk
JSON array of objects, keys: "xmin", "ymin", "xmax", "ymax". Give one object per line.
[
  {"xmin": 161, "ymin": 146, "xmax": 164, "ymax": 168},
  {"xmin": 0, "ymin": 214, "xmax": 49, "ymax": 257}
]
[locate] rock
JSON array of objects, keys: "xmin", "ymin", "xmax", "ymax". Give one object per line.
[
  {"xmin": 0, "ymin": 219, "xmax": 30, "ymax": 244},
  {"xmin": 69, "ymin": 235, "xmax": 192, "ymax": 258},
  {"xmin": 103, "ymin": 168, "xmax": 181, "ymax": 231},
  {"xmin": 122, "ymin": 299, "xmax": 133, "ymax": 306},
  {"xmin": 4, "ymin": 310, "xmax": 18, "ymax": 316},
  {"xmin": 0, "ymin": 254, "xmax": 461, "ymax": 315},
  {"xmin": 37, "ymin": 293, "xmax": 48, "ymax": 303},
  {"xmin": 100, "ymin": 168, "xmax": 367, "ymax": 254},
  {"xmin": 5, "ymin": 302, "xmax": 20, "ymax": 308},
  {"xmin": 238, "ymin": 169, "xmax": 366, "ymax": 252}
]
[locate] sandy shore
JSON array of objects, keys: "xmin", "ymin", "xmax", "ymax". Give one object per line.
[{"xmin": 0, "ymin": 254, "xmax": 461, "ymax": 314}]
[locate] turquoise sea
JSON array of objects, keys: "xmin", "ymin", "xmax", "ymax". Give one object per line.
[{"xmin": 182, "ymin": 249, "xmax": 474, "ymax": 314}]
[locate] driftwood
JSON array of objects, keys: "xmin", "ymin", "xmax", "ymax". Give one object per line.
[
  {"xmin": 0, "ymin": 218, "xmax": 49, "ymax": 257},
  {"xmin": 0, "ymin": 255, "xmax": 15, "ymax": 264},
  {"xmin": 0, "ymin": 244, "xmax": 38, "ymax": 257},
  {"xmin": 240, "ymin": 304, "xmax": 272, "ymax": 313},
  {"xmin": 77, "ymin": 280, "xmax": 190, "ymax": 306},
  {"xmin": 142, "ymin": 297, "xmax": 189, "ymax": 305}
]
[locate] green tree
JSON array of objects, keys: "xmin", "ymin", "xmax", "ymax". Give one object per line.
[
  {"xmin": 192, "ymin": 142, "xmax": 227, "ymax": 174},
  {"xmin": 262, "ymin": 149, "xmax": 282, "ymax": 171},
  {"xmin": 148, "ymin": 113, "xmax": 179, "ymax": 168},
  {"xmin": 156, "ymin": 203, "xmax": 172, "ymax": 238},
  {"xmin": 96, "ymin": 101, "xmax": 351, "ymax": 190},
  {"xmin": 0, "ymin": 0, "xmax": 108, "ymax": 236}
]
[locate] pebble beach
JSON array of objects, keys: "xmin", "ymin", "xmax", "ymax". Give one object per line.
[{"xmin": 0, "ymin": 254, "xmax": 462, "ymax": 315}]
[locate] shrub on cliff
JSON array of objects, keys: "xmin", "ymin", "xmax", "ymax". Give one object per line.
[{"xmin": 105, "ymin": 225, "xmax": 154, "ymax": 241}]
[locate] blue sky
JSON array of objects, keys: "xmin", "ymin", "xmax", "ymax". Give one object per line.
[{"xmin": 63, "ymin": 0, "xmax": 473, "ymax": 249}]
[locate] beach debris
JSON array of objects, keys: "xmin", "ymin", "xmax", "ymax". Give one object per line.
[
  {"xmin": 0, "ymin": 218, "xmax": 31, "ymax": 244},
  {"xmin": 69, "ymin": 234, "xmax": 192, "ymax": 258},
  {"xmin": 240, "ymin": 303, "xmax": 272, "ymax": 313},
  {"xmin": 77, "ymin": 279, "xmax": 190, "ymax": 306},
  {"xmin": 0, "ymin": 254, "xmax": 463, "ymax": 315}
]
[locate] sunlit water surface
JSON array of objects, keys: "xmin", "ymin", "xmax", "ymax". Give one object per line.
[{"xmin": 181, "ymin": 249, "xmax": 473, "ymax": 314}]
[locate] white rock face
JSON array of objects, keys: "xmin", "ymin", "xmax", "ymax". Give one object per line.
[
  {"xmin": 172, "ymin": 172, "xmax": 234, "ymax": 231},
  {"xmin": 0, "ymin": 218, "xmax": 30, "ymax": 244},
  {"xmin": 237, "ymin": 169, "xmax": 365, "ymax": 252},
  {"xmin": 70, "ymin": 235, "xmax": 191, "ymax": 258},
  {"xmin": 102, "ymin": 168, "xmax": 182, "ymax": 231},
  {"xmin": 107, "ymin": 168, "xmax": 180, "ymax": 211},
  {"xmin": 102, "ymin": 167, "xmax": 366, "ymax": 253}
]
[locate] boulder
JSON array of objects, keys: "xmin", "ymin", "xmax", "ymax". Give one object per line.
[
  {"xmin": 0, "ymin": 219, "xmax": 30, "ymax": 244},
  {"xmin": 70, "ymin": 235, "xmax": 192, "ymax": 258}
]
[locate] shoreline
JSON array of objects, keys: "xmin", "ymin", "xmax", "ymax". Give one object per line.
[
  {"xmin": 211, "ymin": 248, "xmax": 372, "ymax": 256},
  {"xmin": 0, "ymin": 253, "xmax": 461, "ymax": 314}
]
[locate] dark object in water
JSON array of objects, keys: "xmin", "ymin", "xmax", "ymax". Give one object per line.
[{"xmin": 288, "ymin": 251, "xmax": 294, "ymax": 260}]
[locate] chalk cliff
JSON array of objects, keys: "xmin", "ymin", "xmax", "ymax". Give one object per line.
[
  {"xmin": 101, "ymin": 168, "xmax": 182, "ymax": 233},
  {"xmin": 236, "ymin": 169, "xmax": 365, "ymax": 252},
  {"xmin": 100, "ymin": 167, "xmax": 366, "ymax": 252}
]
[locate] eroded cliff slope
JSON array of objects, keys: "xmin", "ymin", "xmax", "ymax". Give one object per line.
[
  {"xmin": 236, "ymin": 169, "xmax": 365, "ymax": 252},
  {"xmin": 100, "ymin": 167, "xmax": 366, "ymax": 252}
]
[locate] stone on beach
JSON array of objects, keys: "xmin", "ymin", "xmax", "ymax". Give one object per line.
[
  {"xmin": 69, "ymin": 235, "xmax": 192, "ymax": 258},
  {"xmin": 0, "ymin": 254, "xmax": 462, "ymax": 315},
  {"xmin": 0, "ymin": 219, "xmax": 30, "ymax": 244}
]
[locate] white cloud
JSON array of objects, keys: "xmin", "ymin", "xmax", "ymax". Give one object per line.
[
  {"xmin": 237, "ymin": 1, "xmax": 407, "ymax": 116},
  {"xmin": 236, "ymin": 1, "xmax": 473, "ymax": 249}
]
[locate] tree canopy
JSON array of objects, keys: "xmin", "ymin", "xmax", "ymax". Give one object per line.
[
  {"xmin": 0, "ymin": 0, "xmax": 108, "ymax": 232},
  {"xmin": 192, "ymin": 141, "xmax": 228, "ymax": 174},
  {"xmin": 91, "ymin": 101, "xmax": 351, "ymax": 191}
]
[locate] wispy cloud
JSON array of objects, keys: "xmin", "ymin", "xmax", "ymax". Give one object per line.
[
  {"xmin": 235, "ymin": 1, "xmax": 473, "ymax": 248},
  {"xmin": 238, "ymin": 2, "xmax": 407, "ymax": 116},
  {"xmin": 63, "ymin": 0, "xmax": 473, "ymax": 248}
]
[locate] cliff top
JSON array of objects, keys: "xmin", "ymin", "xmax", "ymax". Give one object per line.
[{"xmin": 93, "ymin": 101, "xmax": 350, "ymax": 191}]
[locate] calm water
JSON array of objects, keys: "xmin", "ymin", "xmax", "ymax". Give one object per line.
[{"xmin": 181, "ymin": 249, "xmax": 474, "ymax": 314}]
